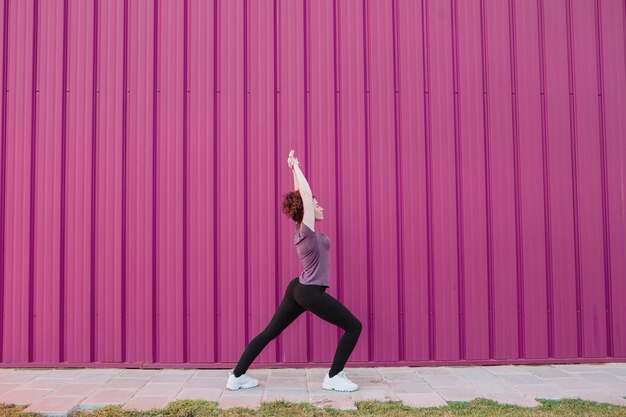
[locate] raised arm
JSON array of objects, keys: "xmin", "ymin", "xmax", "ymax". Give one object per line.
[
  {"xmin": 292, "ymin": 160, "xmax": 315, "ymax": 230},
  {"xmin": 292, "ymin": 160, "xmax": 312, "ymax": 196},
  {"xmin": 292, "ymin": 168, "xmax": 299, "ymax": 191}
]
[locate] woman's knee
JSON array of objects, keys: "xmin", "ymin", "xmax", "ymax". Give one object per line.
[{"xmin": 347, "ymin": 317, "xmax": 362, "ymax": 334}]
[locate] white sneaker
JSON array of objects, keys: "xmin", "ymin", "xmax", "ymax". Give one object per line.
[
  {"xmin": 225, "ymin": 371, "xmax": 259, "ymax": 390},
  {"xmin": 322, "ymin": 370, "xmax": 358, "ymax": 392}
]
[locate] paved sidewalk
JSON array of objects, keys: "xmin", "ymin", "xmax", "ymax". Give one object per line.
[{"xmin": 0, "ymin": 363, "xmax": 625, "ymax": 416}]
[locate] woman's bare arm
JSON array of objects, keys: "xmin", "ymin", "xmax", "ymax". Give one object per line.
[
  {"xmin": 293, "ymin": 162, "xmax": 312, "ymax": 197},
  {"xmin": 290, "ymin": 154, "xmax": 314, "ymax": 229},
  {"xmin": 292, "ymin": 168, "xmax": 299, "ymax": 191}
]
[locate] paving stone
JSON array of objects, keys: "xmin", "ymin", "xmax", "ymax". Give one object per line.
[
  {"xmin": 134, "ymin": 382, "xmax": 184, "ymax": 397},
  {"xmin": 386, "ymin": 380, "xmax": 432, "ymax": 394},
  {"xmin": 448, "ymin": 366, "xmax": 496, "ymax": 378},
  {"xmin": 308, "ymin": 396, "xmax": 357, "ymax": 410},
  {"xmin": 414, "ymin": 366, "xmax": 452, "ymax": 376},
  {"xmin": 421, "ymin": 374, "xmax": 470, "ymax": 388},
  {"xmin": 41, "ymin": 369, "xmax": 87, "ymax": 379},
  {"xmin": 349, "ymin": 367, "xmax": 384, "ymax": 376},
  {"xmin": 308, "ymin": 388, "xmax": 353, "ymax": 399},
  {"xmin": 604, "ymin": 362, "xmax": 626, "ymax": 368},
  {"xmin": 22, "ymin": 395, "xmax": 83, "ymax": 416},
  {"xmin": 0, "ymin": 388, "xmax": 53, "ymax": 406},
  {"xmin": 185, "ymin": 377, "xmax": 228, "ymax": 389},
  {"xmin": 195, "ymin": 369, "xmax": 231, "ymax": 378},
  {"xmin": 270, "ymin": 368, "xmax": 306, "ymax": 377},
  {"xmin": 266, "ymin": 376, "xmax": 307, "ymax": 389},
  {"xmin": 305, "ymin": 376, "xmax": 327, "ymax": 386},
  {"xmin": 350, "ymin": 387, "xmax": 399, "ymax": 402},
  {"xmin": 19, "ymin": 378, "xmax": 72, "ymax": 390},
  {"xmin": 219, "ymin": 387, "xmax": 264, "ymax": 399},
  {"xmin": 75, "ymin": 372, "xmax": 117, "ymax": 384},
  {"xmin": 52, "ymin": 383, "xmax": 99, "ymax": 397},
  {"xmin": 596, "ymin": 384, "xmax": 626, "ymax": 398},
  {"xmin": 218, "ymin": 390, "xmax": 262, "ymax": 410},
  {"xmin": 518, "ymin": 365, "xmax": 573, "ymax": 378},
  {"xmin": 305, "ymin": 367, "xmax": 327, "ymax": 374},
  {"xmin": 8, "ymin": 369, "xmax": 52, "ymax": 375},
  {"xmin": 464, "ymin": 374, "xmax": 501, "ymax": 384},
  {"xmin": 499, "ymin": 373, "xmax": 547, "ymax": 385},
  {"xmin": 116, "ymin": 369, "xmax": 160, "ymax": 378},
  {"xmin": 148, "ymin": 373, "xmax": 193, "ymax": 384},
  {"xmin": 156, "ymin": 369, "xmax": 197, "ymax": 375},
  {"xmin": 79, "ymin": 389, "xmax": 136, "ymax": 409},
  {"xmin": 396, "ymin": 392, "xmax": 448, "ymax": 408},
  {"xmin": 0, "ymin": 372, "xmax": 40, "ymax": 384},
  {"xmin": 550, "ymin": 377, "xmax": 602, "ymax": 391},
  {"xmin": 512, "ymin": 383, "xmax": 578, "ymax": 400},
  {"xmin": 473, "ymin": 381, "xmax": 523, "ymax": 395},
  {"xmin": 380, "ymin": 366, "xmax": 415, "ymax": 373},
  {"xmin": 551, "ymin": 364, "xmax": 608, "ymax": 372},
  {"xmin": 604, "ymin": 368, "xmax": 626, "ymax": 377},
  {"xmin": 102, "ymin": 377, "xmax": 150, "ymax": 390},
  {"xmin": 566, "ymin": 389, "xmax": 626, "ymax": 406},
  {"xmin": 435, "ymin": 386, "xmax": 480, "ymax": 402},
  {"xmin": 122, "ymin": 395, "xmax": 172, "ymax": 411},
  {"xmin": 175, "ymin": 388, "xmax": 222, "ymax": 401},
  {"xmin": 0, "ymin": 384, "xmax": 20, "ymax": 395},
  {"xmin": 68, "ymin": 368, "xmax": 120, "ymax": 373},
  {"xmin": 485, "ymin": 365, "xmax": 532, "ymax": 375},
  {"xmin": 380, "ymin": 370, "xmax": 421, "ymax": 381},
  {"xmin": 262, "ymin": 387, "xmax": 309, "ymax": 403},
  {"xmin": 483, "ymin": 392, "xmax": 541, "ymax": 407},
  {"xmin": 578, "ymin": 372, "xmax": 626, "ymax": 387},
  {"xmin": 350, "ymin": 379, "xmax": 386, "ymax": 389}
]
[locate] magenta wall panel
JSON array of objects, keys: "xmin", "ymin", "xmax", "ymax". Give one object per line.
[{"xmin": 0, "ymin": 0, "xmax": 625, "ymax": 369}]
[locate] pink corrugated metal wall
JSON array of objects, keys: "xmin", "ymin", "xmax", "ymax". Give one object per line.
[{"xmin": 0, "ymin": 0, "xmax": 625, "ymax": 369}]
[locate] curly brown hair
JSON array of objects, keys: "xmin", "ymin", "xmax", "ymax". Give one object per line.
[{"xmin": 281, "ymin": 191, "xmax": 316, "ymax": 224}]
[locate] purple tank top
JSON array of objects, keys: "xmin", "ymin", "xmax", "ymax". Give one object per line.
[{"xmin": 294, "ymin": 222, "xmax": 330, "ymax": 287}]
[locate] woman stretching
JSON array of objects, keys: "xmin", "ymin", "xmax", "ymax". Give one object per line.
[{"xmin": 225, "ymin": 150, "xmax": 363, "ymax": 392}]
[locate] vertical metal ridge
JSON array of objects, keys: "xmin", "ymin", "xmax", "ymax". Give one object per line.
[
  {"xmin": 303, "ymin": 0, "xmax": 312, "ymax": 363},
  {"xmin": 537, "ymin": 0, "xmax": 555, "ymax": 358},
  {"xmin": 332, "ymin": 0, "xmax": 343, "ymax": 345},
  {"xmin": 152, "ymin": 0, "xmax": 159, "ymax": 363},
  {"xmin": 273, "ymin": 0, "xmax": 281, "ymax": 363},
  {"xmin": 29, "ymin": 0, "xmax": 40, "ymax": 363},
  {"xmin": 508, "ymin": 0, "xmax": 525, "ymax": 359},
  {"xmin": 421, "ymin": 0, "xmax": 435, "ymax": 360},
  {"xmin": 451, "ymin": 0, "xmax": 466, "ymax": 360},
  {"xmin": 593, "ymin": 0, "xmax": 613, "ymax": 357},
  {"xmin": 362, "ymin": 0, "xmax": 373, "ymax": 362},
  {"xmin": 0, "ymin": 0, "xmax": 9, "ymax": 362},
  {"xmin": 90, "ymin": 0, "xmax": 99, "ymax": 363},
  {"xmin": 59, "ymin": 0, "xmax": 69, "ymax": 363},
  {"xmin": 565, "ymin": 0, "xmax": 583, "ymax": 357},
  {"xmin": 391, "ymin": 0, "xmax": 405, "ymax": 361},
  {"xmin": 479, "ymin": 0, "xmax": 495, "ymax": 359},
  {"xmin": 212, "ymin": 0, "xmax": 219, "ymax": 363},
  {"xmin": 243, "ymin": 0, "xmax": 249, "ymax": 349},
  {"xmin": 121, "ymin": 0, "xmax": 129, "ymax": 364},
  {"xmin": 183, "ymin": 0, "xmax": 189, "ymax": 363}
]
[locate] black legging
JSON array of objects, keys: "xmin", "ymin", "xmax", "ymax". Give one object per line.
[{"xmin": 233, "ymin": 277, "xmax": 363, "ymax": 378}]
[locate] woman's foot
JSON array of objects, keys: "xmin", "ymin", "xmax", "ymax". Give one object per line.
[
  {"xmin": 322, "ymin": 370, "xmax": 358, "ymax": 392},
  {"xmin": 225, "ymin": 371, "xmax": 259, "ymax": 390}
]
